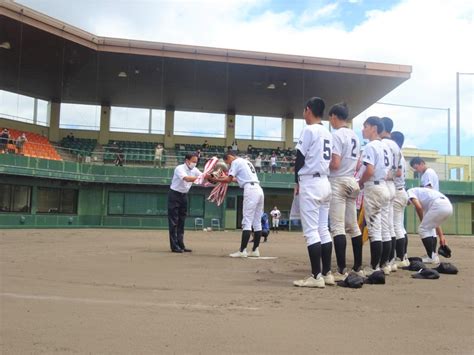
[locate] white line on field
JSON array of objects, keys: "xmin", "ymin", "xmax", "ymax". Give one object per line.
[{"xmin": 0, "ymin": 292, "xmax": 260, "ymax": 311}]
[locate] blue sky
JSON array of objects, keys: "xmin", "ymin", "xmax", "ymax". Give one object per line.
[
  {"xmin": 5, "ymin": 0, "xmax": 474, "ymax": 155},
  {"xmin": 251, "ymin": 0, "xmax": 400, "ymax": 30}
]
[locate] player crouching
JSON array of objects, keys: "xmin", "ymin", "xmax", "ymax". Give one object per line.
[{"xmin": 407, "ymin": 187, "xmax": 453, "ymax": 265}]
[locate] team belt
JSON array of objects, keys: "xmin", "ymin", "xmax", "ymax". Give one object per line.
[
  {"xmin": 244, "ymin": 182, "xmax": 259, "ymax": 187},
  {"xmin": 364, "ymin": 180, "xmax": 385, "ymax": 186},
  {"xmin": 170, "ymin": 189, "xmax": 187, "ymax": 196},
  {"xmin": 298, "ymin": 173, "xmax": 325, "ymax": 181}
]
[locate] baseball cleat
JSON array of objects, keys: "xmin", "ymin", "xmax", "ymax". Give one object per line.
[
  {"xmin": 293, "ymin": 274, "xmax": 325, "ymax": 288},
  {"xmin": 389, "ymin": 260, "xmax": 398, "ymax": 272},
  {"xmin": 229, "ymin": 250, "xmax": 248, "ymax": 258},
  {"xmin": 333, "ymin": 271, "xmax": 348, "ymax": 282},
  {"xmin": 382, "ymin": 264, "xmax": 391, "ymax": 275},
  {"xmin": 248, "ymin": 248, "xmax": 260, "ymax": 257},
  {"xmin": 421, "ymin": 253, "xmax": 440, "ymax": 265},
  {"xmin": 395, "ymin": 257, "xmax": 410, "ymax": 268},
  {"xmin": 322, "ymin": 271, "xmax": 336, "ymax": 286}
]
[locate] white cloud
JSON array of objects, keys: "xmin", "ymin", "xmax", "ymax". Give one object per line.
[
  {"xmin": 300, "ymin": 3, "xmax": 339, "ymax": 25},
  {"xmin": 8, "ymin": 0, "xmax": 474, "ymax": 155}
]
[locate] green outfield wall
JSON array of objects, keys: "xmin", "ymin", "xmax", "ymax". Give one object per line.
[{"xmin": 1, "ymin": 155, "xmax": 473, "ymax": 234}]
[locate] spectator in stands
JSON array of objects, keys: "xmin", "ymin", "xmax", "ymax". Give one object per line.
[
  {"xmin": 255, "ymin": 153, "xmax": 262, "ymax": 173},
  {"xmin": 247, "ymin": 144, "xmax": 252, "ymax": 154},
  {"xmin": 66, "ymin": 132, "xmax": 75, "ymax": 141},
  {"xmin": 202, "ymin": 140, "xmax": 209, "ymax": 150},
  {"xmin": 0, "ymin": 128, "xmax": 9, "ymax": 153},
  {"xmin": 280, "ymin": 156, "xmax": 288, "ymax": 173},
  {"xmin": 154, "ymin": 143, "xmax": 164, "ymax": 168},
  {"xmin": 289, "ymin": 154, "xmax": 296, "ymax": 172},
  {"xmin": 111, "ymin": 142, "xmax": 124, "ymax": 166},
  {"xmin": 227, "ymin": 145, "xmax": 233, "ymax": 152},
  {"xmin": 15, "ymin": 132, "xmax": 28, "ymax": 155},
  {"xmin": 271, "ymin": 152, "xmax": 277, "ymax": 173},
  {"xmin": 196, "ymin": 149, "xmax": 202, "ymax": 167},
  {"xmin": 232, "ymin": 140, "xmax": 238, "ymax": 152}
]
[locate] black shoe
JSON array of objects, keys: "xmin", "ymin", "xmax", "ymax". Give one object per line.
[
  {"xmin": 183, "ymin": 248, "xmax": 192, "ymax": 252},
  {"xmin": 171, "ymin": 248, "xmax": 183, "ymax": 253}
]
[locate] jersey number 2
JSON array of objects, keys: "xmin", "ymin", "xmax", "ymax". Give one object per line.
[
  {"xmin": 351, "ymin": 138, "xmax": 357, "ymax": 158},
  {"xmin": 323, "ymin": 139, "xmax": 331, "ymax": 160}
]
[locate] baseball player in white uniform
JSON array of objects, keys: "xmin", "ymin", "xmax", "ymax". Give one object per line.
[
  {"xmin": 407, "ymin": 187, "xmax": 452, "ymax": 264},
  {"xmin": 410, "ymin": 157, "xmax": 441, "ymax": 261},
  {"xmin": 380, "ymin": 117, "xmax": 401, "ymax": 274},
  {"xmin": 390, "ymin": 131, "xmax": 409, "ymax": 267},
  {"xmin": 168, "ymin": 153, "xmax": 202, "ymax": 253},
  {"xmin": 328, "ymin": 102, "xmax": 363, "ymax": 281},
  {"xmin": 270, "ymin": 206, "xmax": 281, "ymax": 233},
  {"xmin": 210, "ymin": 151, "xmax": 264, "ymax": 258},
  {"xmin": 292, "ymin": 97, "xmax": 333, "ymax": 288},
  {"xmin": 358, "ymin": 117, "xmax": 390, "ymax": 276}
]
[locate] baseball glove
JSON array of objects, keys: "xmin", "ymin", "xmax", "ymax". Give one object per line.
[{"xmin": 438, "ymin": 244, "xmax": 452, "ymax": 258}]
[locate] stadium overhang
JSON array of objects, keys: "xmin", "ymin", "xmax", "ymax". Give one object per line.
[{"xmin": 0, "ymin": 2, "xmax": 411, "ymax": 119}]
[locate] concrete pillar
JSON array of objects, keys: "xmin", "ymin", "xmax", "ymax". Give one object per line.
[
  {"xmin": 283, "ymin": 118, "xmax": 294, "ymax": 149},
  {"xmin": 98, "ymin": 105, "xmax": 111, "ymax": 145},
  {"xmin": 225, "ymin": 113, "xmax": 236, "ymax": 147},
  {"xmin": 47, "ymin": 101, "xmax": 61, "ymax": 142},
  {"xmin": 164, "ymin": 109, "xmax": 175, "ymax": 148}
]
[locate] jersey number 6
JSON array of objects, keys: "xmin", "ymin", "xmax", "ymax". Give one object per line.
[{"xmin": 383, "ymin": 149, "xmax": 390, "ymax": 167}]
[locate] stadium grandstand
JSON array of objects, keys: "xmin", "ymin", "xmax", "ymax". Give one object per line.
[{"xmin": 1, "ymin": 1, "xmax": 473, "ymax": 234}]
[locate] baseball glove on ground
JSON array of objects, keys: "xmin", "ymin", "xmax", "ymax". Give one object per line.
[{"xmin": 438, "ymin": 244, "xmax": 452, "ymax": 258}]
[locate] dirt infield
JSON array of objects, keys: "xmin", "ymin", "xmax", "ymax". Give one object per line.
[{"xmin": 1, "ymin": 229, "xmax": 473, "ymax": 354}]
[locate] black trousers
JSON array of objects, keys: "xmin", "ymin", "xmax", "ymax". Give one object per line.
[{"xmin": 168, "ymin": 189, "xmax": 188, "ymax": 251}]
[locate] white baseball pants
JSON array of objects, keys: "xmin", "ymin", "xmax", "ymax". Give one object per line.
[
  {"xmin": 363, "ymin": 182, "xmax": 390, "ymax": 242},
  {"xmin": 298, "ymin": 176, "xmax": 332, "ymax": 246},
  {"xmin": 329, "ymin": 176, "xmax": 361, "ymax": 238},
  {"xmin": 393, "ymin": 187, "xmax": 408, "ymax": 240},
  {"xmin": 272, "ymin": 218, "xmax": 279, "ymax": 228},
  {"xmin": 242, "ymin": 184, "xmax": 264, "ymax": 231},
  {"xmin": 381, "ymin": 181, "xmax": 396, "ymax": 242},
  {"xmin": 419, "ymin": 198, "xmax": 453, "ymax": 238}
]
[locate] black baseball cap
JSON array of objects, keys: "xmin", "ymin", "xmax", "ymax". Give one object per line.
[
  {"xmin": 435, "ymin": 262, "xmax": 458, "ymax": 275},
  {"xmin": 337, "ymin": 273, "xmax": 364, "ymax": 288},
  {"xmin": 411, "ymin": 268, "xmax": 440, "ymax": 279},
  {"xmin": 402, "ymin": 260, "xmax": 426, "ymax": 271},
  {"xmin": 364, "ymin": 270, "xmax": 385, "ymax": 285}
]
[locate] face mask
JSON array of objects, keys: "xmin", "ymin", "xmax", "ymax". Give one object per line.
[{"xmin": 187, "ymin": 162, "xmax": 196, "ymax": 169}]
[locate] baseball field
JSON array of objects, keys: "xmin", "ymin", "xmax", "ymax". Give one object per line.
[{"xmin": 1, "ymin": 229, "xmax": 473, "ymax": 354}]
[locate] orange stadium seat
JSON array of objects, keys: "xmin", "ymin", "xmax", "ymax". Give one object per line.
[{"xmin": 5, "ymin": 128, "xmax": 62, "ymax": 161}]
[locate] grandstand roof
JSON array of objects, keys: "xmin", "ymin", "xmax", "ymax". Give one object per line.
[{"xmin": 0, "ymin": 1, "xmax": 411, "ymax": 118}]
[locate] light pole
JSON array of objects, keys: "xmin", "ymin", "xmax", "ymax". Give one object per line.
[
  {"xmin": 376, "ymin": 101, "xmax": 451, "ymax": 155},
  {"xmin": 456, "ymin": 72, "xmax": 474, "ymax": 156}
]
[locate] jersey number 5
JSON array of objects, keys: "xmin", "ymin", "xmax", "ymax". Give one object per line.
[{"xmin": 323, "ymin": 139, "xmax": 331, "ymax": 161}]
